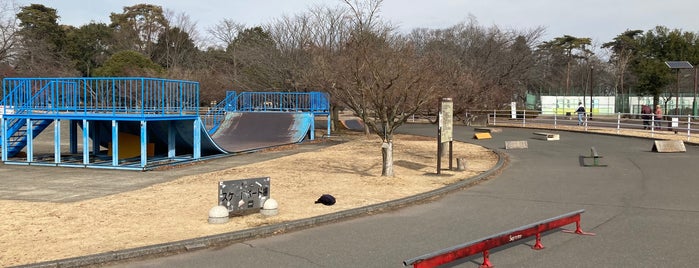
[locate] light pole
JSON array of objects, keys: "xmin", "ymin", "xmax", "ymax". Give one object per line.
[
  {"xmin": 665, "ymin": 61, "xmax": 694, "ymax": 115},
  {"xmin": 590, "ymin": 65, "xmax": 594, "ymax": 119},
  {"xmin": 694, "ymin": 66, "xmax": 698, "ymax": 116}
]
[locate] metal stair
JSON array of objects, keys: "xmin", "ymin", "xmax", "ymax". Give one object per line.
[
  {"xmin": 1, "ymin": 79, "xmax": 59, "ymax": 157},
  {"xmin": 3, "ymin": 118, "xmax": 54, "ymax": 157}
]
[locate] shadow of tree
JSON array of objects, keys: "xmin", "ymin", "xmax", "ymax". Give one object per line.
[{"xmin": 394, "ymin": 160, "xmax": 429, "ymax": 170}]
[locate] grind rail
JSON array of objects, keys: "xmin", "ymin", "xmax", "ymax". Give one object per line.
[{"xmin": 403, "ymin": 209, "xmax": 594, "ymax": 268}]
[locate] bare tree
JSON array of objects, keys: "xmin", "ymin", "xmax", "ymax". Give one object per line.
[
  {"xmin": 207, "ymin": 19, "xmax": 246, "ymax": 49},
  {"xmin": 165, "ymin": 10, "xmax": 200, "ymax": 46},
  {"xmin": 0, "ymin": 0, "xmax": 18, "ymax": 64},
  {"xmin": 200, "ymin": 19, "xmax": 245, "ymax": 95},
  {"xmin": 265, "ymin": 4, "xmax": 353, "ymax": 130},
  {"xmin": 410, "ymin": 19, "xmax": 543, "ymax": 117},
  {"xmin": 602, "ymin": 30, "xmax": 643, "ymax": 98},
  {"xmin": 154, "ymin": 10, "xmax": 199, "ymax": 69},
  {"xmin": 324, "ymin": 0, "xmax": 438, "ymax": 177}
]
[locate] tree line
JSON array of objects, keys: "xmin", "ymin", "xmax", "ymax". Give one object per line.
[{"xmin": 1, "ymin": 0, "xmax": 698, "ymax": 175}]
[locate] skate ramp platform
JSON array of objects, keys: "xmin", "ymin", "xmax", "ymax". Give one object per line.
[
  {"xmin": 210, "ymin": 112, "xmax": 313, "ymax": 153},
  {"xmin": 341, "ymin": 118, "xmax": 365, "ymax": 131},
  {"xmin": 91, "ymin": 112, "xmax": 313, "ymax": 157}
]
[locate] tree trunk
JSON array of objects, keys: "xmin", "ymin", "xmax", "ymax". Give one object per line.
[
  {"xmin": 565, "ymin": 59, "xmax": 571, "ymax": 95},
  {"xmin": 381, "ymin": 140, "xmax": 394, "ymax": 177},
  {"xmin": 331, "ymin": 106, "xmax": 340, "ymax": 132}
]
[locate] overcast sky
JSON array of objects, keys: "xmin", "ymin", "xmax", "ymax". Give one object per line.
[{"xmin": 16, "ymin": 0, "xmax": 699, "ymax": 47}]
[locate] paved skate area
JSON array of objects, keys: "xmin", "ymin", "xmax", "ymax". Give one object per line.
[
  {"xmin": 104, "ymin": 125, "xmax": 699, "ymax": 268},
  {"xmin": 10, "ymin": 124, "xmax": 699, "ymax": 267}
]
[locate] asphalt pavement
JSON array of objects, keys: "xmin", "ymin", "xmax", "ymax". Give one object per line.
[{"xmin": 84, "ymin": 124, "xmax": 699, "ymax": 268}]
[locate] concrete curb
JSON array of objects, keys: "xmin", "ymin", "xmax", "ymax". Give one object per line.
[{"xmin": 14, "ymin": 149, "xmax": 507, "ymax": 268}]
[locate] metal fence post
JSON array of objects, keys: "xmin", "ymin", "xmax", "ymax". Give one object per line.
[{"xmin": 688, "ymin": 115, "xmax": 692, "ymax": 141}]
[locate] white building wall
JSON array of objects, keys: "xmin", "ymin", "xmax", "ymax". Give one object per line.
[{"xmin": 540, "ymin": 96, "xmax": 615, "ymax": 115}]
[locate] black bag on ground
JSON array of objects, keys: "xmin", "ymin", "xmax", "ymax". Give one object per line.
[{"xmin": 315, "ymin": 194, "xmax": 336, "ymax": 206}]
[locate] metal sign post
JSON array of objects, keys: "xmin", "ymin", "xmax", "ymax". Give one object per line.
[{"xmin": 437, "ymin": 98, "xmax": 453, "ymax": 175}]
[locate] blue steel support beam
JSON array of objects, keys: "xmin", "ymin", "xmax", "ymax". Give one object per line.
[
  {"xmin": 91, "ymin": 122, "xmax": 99, "ymax": 155},
  {"xmin": 112, "ymin": 120, "xmax": 118, "ymax": 167},
  {"xmin": 140, "ymin": 120, "xmax": 147, "ymax": 168},
  {"xmin": 193, "ymin": 118, "xmax": 201, "ymax": 159},
  {"xmin": 168, "ymin": 120, "xmax": 176, "ymax": 158},
  {"xmin": 327, "ymin": 114, "xmax": 331, "ymax": 136},
  {"xmin": 1, "ymin": 118, "xmax": 7, "ymax": 162},
  {"xmin": 310, "ymin": 115, "xmax": 315, "ymax": 140},
  {"xmin": 69, "ymin": 120, "xmax": 77, "ymax": 154},
  {"xmin": 26, "ymin": 118, "xmax": 33, "ymax": 162},
  {"xmin": 54, "ymin": 119, "xmax": 61, "ymax": 164},
  {"xmin": 82, "ymin": 119, "xmax": 89, "ymax": 165}
]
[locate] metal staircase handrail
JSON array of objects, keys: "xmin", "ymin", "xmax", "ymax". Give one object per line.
[{"xmin": 203, "ymin": 90, "xmax": 236, "ymax": 134}]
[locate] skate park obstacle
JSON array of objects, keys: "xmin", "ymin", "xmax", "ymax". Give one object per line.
[
  {"xmin": 505, "ymin": 140, "xmax": 528, "ymax": 149},
  {"xmin": 474, "ymin": 127, "xmax": 501, "ymax": 133},
  {"xmin": 403, "ymin": 209, "xmax": 594, "ymax": 268},
  {"xmin": 473, "ymin": 132, "xmax": 492, "ymax": 139},
  {"xmin": 582, "ymin": 146, "xmax": 607, "ymax": 167},
  {"xmin": 651, "ymin": 140, "xmax": 686, "ymax": 153},
  {"xmin": 533, "ymin": 131, "xmax": 560, "ymax": 141}
]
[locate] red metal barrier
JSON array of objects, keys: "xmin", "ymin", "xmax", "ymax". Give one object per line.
[{"xmin": 403, "ymin": 209, "xmax": 594, "ymax": 268}]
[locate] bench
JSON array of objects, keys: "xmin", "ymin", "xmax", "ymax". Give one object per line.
[
  {"xmin": 582, "ymin": 146, "xmax": 607, "ymax": 167},
  {"xmin": 533, "ymin": 132, "xmax": 559, "ymax": 141}
]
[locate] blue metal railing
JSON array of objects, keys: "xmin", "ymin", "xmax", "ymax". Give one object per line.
[
  {"xmin": 1, "ymin": 79, "xmax": 330, "ymax": 138},
  {"xmin": 203, "ymin": 91, "xmax": 236, "ymax": 134},
  {"xmin": 230, "ymin": 92, "xmax": 329, "ymax": 113},
  {"xmin": 202, "ymin": 91, "xmax": 330, "ymax": 135},
  {"xmin": 2, "ymin": 77, "xmax": 200, "ymax": 117}
]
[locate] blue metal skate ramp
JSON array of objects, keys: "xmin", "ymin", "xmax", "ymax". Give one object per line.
[{"xmin": 91, "ymin": 111, "xmax": 313, "ymax": 156}]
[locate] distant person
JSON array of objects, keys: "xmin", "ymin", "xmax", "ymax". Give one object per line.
[
  {"xmin": 654, "ymin": 105, "xmax": 663, "ymax": 130},
  {"xmin": 641, "ymin": 104, "xmax": 652, "ymax": 129},
  {"xmin": 576, "ymin": 102, "xmax": 586, "ymax": 126}
]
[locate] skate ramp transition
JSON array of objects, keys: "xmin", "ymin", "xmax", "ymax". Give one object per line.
[
  {"xmin": 92, "ymin": 111, "xmax": 313, "ymax": 156},
  {"xmin": 209, "ymin": 112, "xmax": 313, "ymax": 153},
  {"xmin": 341, "ymin": 118, "xmax": 365, "ymax": 131}
]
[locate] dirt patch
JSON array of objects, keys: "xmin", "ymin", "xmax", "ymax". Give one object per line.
[{"xmin": 0, "ymin": 133, "xmax": 497, "ymax": 266}]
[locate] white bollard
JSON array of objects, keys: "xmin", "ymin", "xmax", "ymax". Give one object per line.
[
  {"xmin": 208, "ymin": 205, "xmax": 229, "ymax": 224},
  {"xmin": 260, "ymin": 198, "xmax": 279, "ymax": 216}
]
